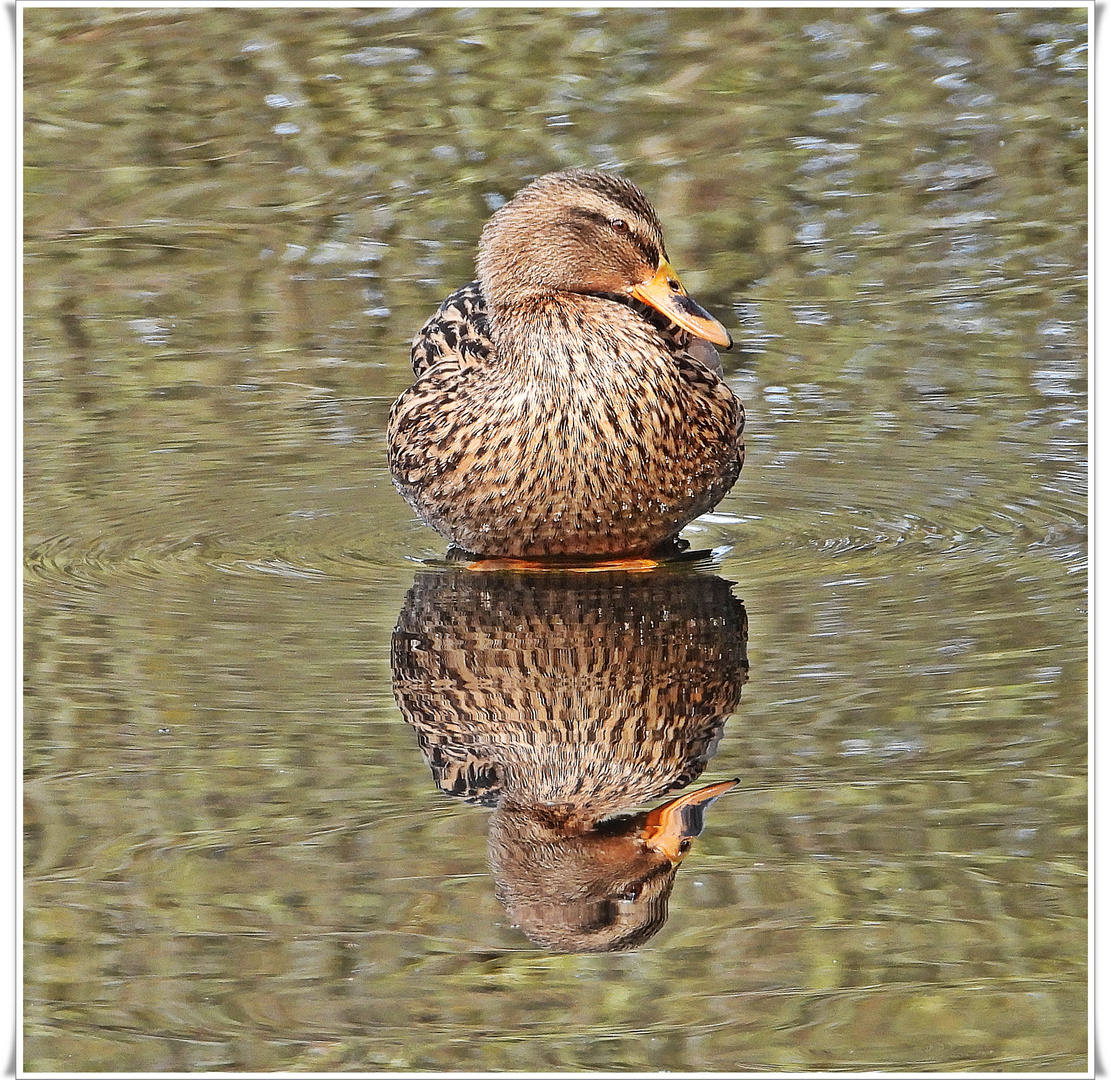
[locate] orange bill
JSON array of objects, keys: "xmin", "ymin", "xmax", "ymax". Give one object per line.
[
  {"xmin": 640, "ymin": 778, "xmax": 739, "ymax": 861},
  {"xmin": 629, "ymin": 259, "xmax": 733, "ymax": 349}
]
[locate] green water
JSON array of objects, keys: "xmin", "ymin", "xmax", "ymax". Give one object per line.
[{"xmin": 23, "ymin": 5, "xmax": 1087, "ymax": 1073}]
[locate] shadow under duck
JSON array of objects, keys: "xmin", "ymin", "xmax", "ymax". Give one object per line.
[{"xmin": 388, "ymin": 168, "xmax": 745, "ymax": 558}]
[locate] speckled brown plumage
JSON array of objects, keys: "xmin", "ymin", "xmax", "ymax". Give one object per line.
[
  {"xmin": 391, "ymin": 567, "xmax": 749, "ymax": 951},
  {"xmin": 388, "ymin": 169, "xmax": 745, "ymax": 558}
]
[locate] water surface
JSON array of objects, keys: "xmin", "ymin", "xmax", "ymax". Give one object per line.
[{"xmin": 23, "ymin": 5, "xmax": 1087, "ymax": 1073}]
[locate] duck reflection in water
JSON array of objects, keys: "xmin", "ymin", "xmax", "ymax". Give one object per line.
[{"xmin": 391, "ymin": 566, "xmax": 749, "ymax": 952}]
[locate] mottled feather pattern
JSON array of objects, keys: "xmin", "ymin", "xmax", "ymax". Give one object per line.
[
  {"xmin": 388, "ymin": 287, "xmax": 744, "ymax": 557},
  {"xmin": 392, "ymin": 568, "xmax": 749, "ymax": 809},
  {"xmin": 409, "ymin": 281, "xmax": 492, "ymax": 377}
]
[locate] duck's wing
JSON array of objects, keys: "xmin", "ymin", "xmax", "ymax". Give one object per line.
[{"xmin": 410, "ymin": 280, "xmax": 494, "ymax": 377}]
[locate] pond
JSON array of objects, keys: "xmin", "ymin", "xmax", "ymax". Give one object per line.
[{"xmin": 22, "ymin": 4, "xmax": 1087, "ymax": 1073}]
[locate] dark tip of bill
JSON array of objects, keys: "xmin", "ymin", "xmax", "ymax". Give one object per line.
[{"xmin": 676, "ymin": 294, "xmax": 734, "ymax": 350}]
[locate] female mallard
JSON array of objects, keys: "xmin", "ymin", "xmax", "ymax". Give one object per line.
[
  {"xmin": 387, "ymin": 168, "xmax": 744, "ymax": 558},
  {"xmin": 392, "ymin": 566, "xmax": 749, "ymax": 951}
]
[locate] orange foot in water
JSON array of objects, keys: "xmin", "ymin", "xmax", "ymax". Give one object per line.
[{"xmin": 465, "ymin": 554, "xmax": 664, "ymax": 574}]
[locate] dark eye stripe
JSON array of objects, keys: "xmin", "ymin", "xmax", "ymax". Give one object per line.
[{"xmin": 569, "ymin": 209, "xmax": 660, "ymax": 266}]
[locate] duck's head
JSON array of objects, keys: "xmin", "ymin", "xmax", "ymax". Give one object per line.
[
  {"xmin": 489, "ymin": 779, "xmax": 738, "ymax": 952},
  {"xmin": 476, "ymin": 168, "xmax": 732, "ymax": 349}
]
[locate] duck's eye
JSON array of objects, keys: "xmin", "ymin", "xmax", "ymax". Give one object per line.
[
  {"xmin": 616, "ymin": 884, "xmax": 642, "ymax": 902},
  {"xmin": 609, "ymin": 218, "xmax": 630, "ymax": 235}
]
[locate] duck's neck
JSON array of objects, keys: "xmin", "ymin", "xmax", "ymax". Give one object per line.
[{"xmin": 485, "ymin": 292, "xmax": 664, "ymax": 381}]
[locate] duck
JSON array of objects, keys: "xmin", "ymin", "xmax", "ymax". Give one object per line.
[
  {"xmin": 391, "ymin": 566, "xmax": 749, "ymax": 950},
  {"xmin": 387, "ymin": 168, "xmax": 745, "ymax": 558}
]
